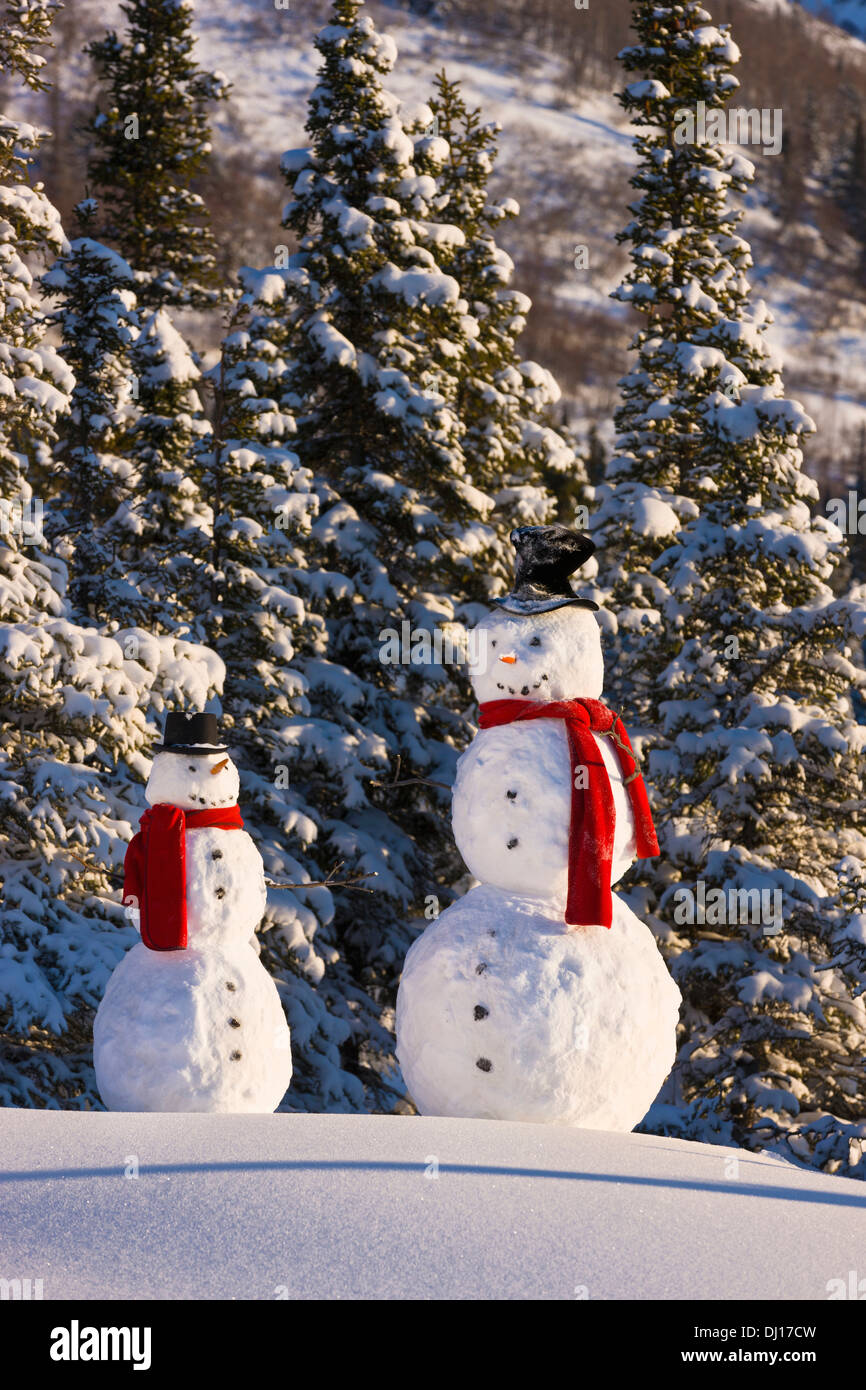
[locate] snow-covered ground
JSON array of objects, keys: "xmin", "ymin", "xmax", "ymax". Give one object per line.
[{"xmin": 1, "ymin": 1110, "xmax": 865, "ymax": 1299}]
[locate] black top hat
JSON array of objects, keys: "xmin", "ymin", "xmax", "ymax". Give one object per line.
[
  {"xmin": 494, "ymin": 525, "xmax": 599, "ymax": 615},
  {"xmin": 153, "ymin": 712, "xmax": 229, "ymax": 756}
]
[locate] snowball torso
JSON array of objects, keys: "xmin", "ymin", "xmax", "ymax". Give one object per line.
[
  {"xmin": 452, "ymin": 722, "xmax": 637, "ymax": 902},
  {"xmin": 184, "ymin": 825, "xmax": 266, "ymax": 946},
  {"xmin": 454, "ymin": 604, "xmax": 637, "ymax": 898},
  {"xmin": 396, "ymin": 885, "xmax": 681, "ymax": 1130},
  {"xmin": 94, "ymin": 748, "xmax": 292, "ymax": 1113},
  {"xmin": 143, "ymin": 750, "xmax": 267, "ymax": 947}
]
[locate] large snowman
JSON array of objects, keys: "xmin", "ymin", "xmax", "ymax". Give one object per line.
[
  {"xmin": 396, "ymin": 526, "xmax": 681, "ymax": 1131},
  {"xmin": 94, "ymin": 712, "xmax": 292, "ymax": 1113}
]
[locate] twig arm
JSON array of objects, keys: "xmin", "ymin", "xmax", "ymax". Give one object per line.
[
  {"xmin": 370, "ymin": 776, "xmax": 451, "ymax": 792},
  {"xmin": 64, "ymin": 851, "xmax": 378, "ymax": 894},
  {"xmin": 266, "ymin": 869, "xmax": 377, "ymax": 894}
]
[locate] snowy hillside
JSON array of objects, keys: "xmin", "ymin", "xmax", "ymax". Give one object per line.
[
  {"xmin": 2, "ymin": 1109, "xmax": 865, "ymax": 1299},
  {"xmin": 228, "ymin": 0, "xmax": 866, "ymax": 479},
  {"xmin": 180, "ymin": 0, "xmax": 866, "ymax": 476},
  {"xmin": 42, "ymin": 0, "xmax": 866, "ymax": 485},
  {"xmin": 796, "ymin": 0, "xmax": 866, "ymax": 40}
]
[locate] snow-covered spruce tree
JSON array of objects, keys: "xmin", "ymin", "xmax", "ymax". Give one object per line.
[
  {"xmin": 110, "ymin": 306, "xmax": 213, "ymax": 632},
  {"xmin": 0, "ymin": 0, "xmax": 72, "ymax": 513},
  {"xmin": 1, "ymin": 530, "xmax": 225, "ymax": 1106},
  {"xmin": 194, "ymin": 278, "xmax": 398, "ymax": 1111},
  {"xmin": 650, "ymin": 390, "xmax": 866, "ymax": 1177},
  {"xmin": 0, "ymin": 2, "xmax": 226, "ymax": 1107},
  {"xmin": 85, "ymin": 0, "xmax": 229, "ymax": 310},
  {"xmin": 421, "ymin": 70, "xmax": 581, "ymax": 549},
  {"xmin": 0, "ymin": 0, "xmax": 72, "ymax": 642},
  {"xmin": 43, "ymin": 198, "xmax": 140, "ymax": 622},
  {"xmin": 593, "ymin": 1, "xmax": 779, "ymax": 725},
  {"xmin": 598, "ymin": 1, "xmax": 866, "ymax": 1177},
  {"xmin": 269, "ymin": 0, "xmax": 513, "ymax": 1098}
]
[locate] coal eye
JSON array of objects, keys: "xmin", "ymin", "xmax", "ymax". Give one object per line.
[
  {"xmin": 491, "ymin": 640, "xmax": 496, "ymax": 648},
  {"xmin": 530, "ymin": 636, "xmax": 541, "ymax": 647},
  {"xmin": 188, "ymin": 764, "xmax": 196, "ymax": 771}
]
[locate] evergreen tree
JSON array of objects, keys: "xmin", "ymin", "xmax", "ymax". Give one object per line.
[
  {"xmin": 269, "ymin": 0, "xmax": 501, "ymax": 1102},
  {"xmin": 43, "ymin": 198, "xmax": 140, "ymax": 621},
  {"xmin": 598, "ymin": 0, "xmax": 866, "ymax": 1179},
  {"xmin": 199, "ymin": 2, "xmax": 583, "ymax": 1108},
  {"xmin": 249, "ymin": 7, "xmax": 593, "ymax": 1107},
  {"xmin": 279, "ymin": 1, "xmax": 482, "ymax": 602},
  {"xmin": 113, "ymin": 306, "xmax": 212, "ymax": 631},
  {"xmin": 1, "ymin": 508, "xmax": 225, "ymax": 1108},
  {"xmin": 0, "ymin": 0, "xmax": 225, "ymax": 1108},
  {"xmin": 420, "ymin": 70, "xmax": 579, "ymax": 555},
  {"xmin": 194, "ymin": 274, "xmax": 394, "ymax": 1110},
  {"xmin": 651, "ymin": 388, "xmax": 866, "ymax": 1177},
  {"xmin": 593, "ymin": 1, "xmax": 780, "ymax": 724},
  {"xmin": 85, "ymin": 0, "xmax": 230, "ymax": 310},
  {"xmin": 0, "ymin": 0, "xmax": 72, "ymax": 513}
]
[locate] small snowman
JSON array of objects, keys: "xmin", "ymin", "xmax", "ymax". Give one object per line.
[
  {"xmin": 396, "ymin": 526, "xmax": 681, "ymax": 1131},
  {"xmin": 93, "ymin": 712, "xmax": 292, "ymax": 1113}
]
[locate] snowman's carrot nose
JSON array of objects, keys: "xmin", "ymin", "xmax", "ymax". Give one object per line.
[
  {"xmin": 210, "ymin": 758, "xmax": 230, "ymax": 775},
  {"xmin": 499, "ymin": 655, "xmax": 517, "ymax": 664}
]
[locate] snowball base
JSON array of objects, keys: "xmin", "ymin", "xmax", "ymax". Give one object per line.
[
  {"xmin": 94, "ymin": 942, "xmax": 292, "ymax": 1113},
  {"xmin": 396, "ymin": 885, "xmax": 681, "ymax": 1131}
]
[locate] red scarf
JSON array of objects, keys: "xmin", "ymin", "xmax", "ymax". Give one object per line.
[
  {"xmin": 123, "ymin": 803, "xmax": 245, "ymax": 951},
  {"xmin": 477, "ymin": 698, "xmax": 659, "ymax": 930}
]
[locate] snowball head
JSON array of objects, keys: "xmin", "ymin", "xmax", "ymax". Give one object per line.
[
  {"xmin": 468, "ymin": 605, "xmax": 604, "ymax": 705},
  {"xmin": 396, "ymin": 884, "xmax": 681, "ymax": 1131},
  {"xmin": 146, "ymin": 749, "xmax": 240, "ymax": 811},
  {"xmin": 94, "ymin": 942, "xmax": 292, "ymax": 1113},
  {"xmin": 452, "ymin": 720, "xmax": 637, "ymax": 902}
]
